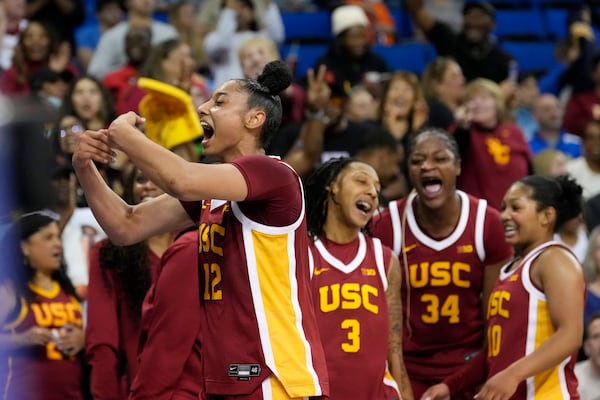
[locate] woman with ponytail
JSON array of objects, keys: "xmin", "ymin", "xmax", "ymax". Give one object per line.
[
  {"xmin": 423, "ymin": 175, "xmax": 585, "ymax": 400},
  {"xmin": 72, "ymin": 60, "xmax": 329, "ymax": 399}
]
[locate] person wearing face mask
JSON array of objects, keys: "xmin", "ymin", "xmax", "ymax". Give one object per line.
[
  {"xmin": 30, "ymin": 67, "xmax": 73, "ymax": 110},
  {"xmin": 452, "ymin": 78, "xmax": 532, "ymax": 211},
  {"xmin": 405, "ymin": 0, "xmax": 513, "ymax": 84}
]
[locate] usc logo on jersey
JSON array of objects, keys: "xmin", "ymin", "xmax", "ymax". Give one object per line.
[
  {"xmin": 31, "ymin": 301, "xmax": 82, "ymax": 328},
  {"xmin": 409, "ymin": 261, "xmax": 471, "ymax": 288},
  {"xmin": 487, "ymin": 290, "xmax": 511, "ymax": 319},
  {"xmin": 319, "ymin": 283, "xmax": 379, "ymax": 315},
  {"xmin": 198, "ymin": 222, "xmax": 225, "ymax": 256}
]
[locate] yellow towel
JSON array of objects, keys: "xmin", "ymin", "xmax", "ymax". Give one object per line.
[{"xmin": 137, "ymin": 77, "xmax": 203, "ymax": 150}]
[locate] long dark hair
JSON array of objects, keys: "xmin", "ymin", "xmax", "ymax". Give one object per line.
[
  {"xmin": 6, "ymin": 210, "xmax": 79, "ymax": 303},
  {"xmin": 97, "ymin": 168, "xmax": 151, "ymax": 320}
]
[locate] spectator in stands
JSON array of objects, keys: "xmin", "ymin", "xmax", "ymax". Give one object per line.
[
  {"xmin": 532, "ymin": 147, "xmax": 589, "ymax": 264},
  {"xmin": 86, "ymin": 167, "xmax": 173, "ymax": 399},
  {"xmin": 88, "ymin": 0, "xmax": 178, "ymax": 79},
  {"xmin": 167, "ymin": 0, "xmax": 208, "ymax": 75},
  {"xmin": 239, "ymin": 36, "xmax": 305, "ymax": 127},
  {"xmin": 563, "ymin": 53, "xmax": 600, "ymax": 137},
  {"xmin": 0, "ymin": 0, "xmax": 28, "ymax": 71},
  {"xmin": 354, "ymin": 125, "xmax": 406, "ymax": 204},
  {"xmin": 75, "ymin": 0, "xmax": 125, "ymax": 71},
  {"xmin": 0, "ymin": 21, "xmax": 78, "ymax": 96},
  {"xmin": 25, "ymin": 0, "xmax": 85, "ymax": 52},
  {"xmin": 56, "ymin": 75, "xmax": 124, "ymax": 194},
  {"xmin": 567, "ymin": 120, "xmax": 600, "ymax": 200},
  {"xmin": 119, "ymin": 38, "xmax": 207, "ymax": 161},
  {"xmin": 452, "ymin": 78, "xmax": 532, "ymax": 210},
  {"xmin": 29, "ymin": 67, "xmax": 72, "ymax": 112},
  {"xmin": 274, "ymin": 65, "xmax": 374, "ymax": 178},
  {"xmin": 120, "ymin": 38, "xmax": 209, "ymax": 114},
  {"xmin": 532, "ymin": 148, "xmax": 568, "ymax": 178},
  {"xmin": 576, "ymin": 311, "xmax": 600, "ymax": 400},
  {"xmin": 513, "ymin": 73, "xmax": 540, "ymax": 141},
  {"xmin": 344, "ymin": 84, "xmax": 377, "ymax": 123},
  {"xmin": 529, "ymin": 93, "xmax": 582, "ymax": 158},
  {"xmin": 59, "ymin": 75, "xmax": 117, "ymax": 132},
  {"xmin": 203, "ymin": 0, "xmax": 284, "ymax": 87},
  {"xmin": 421, "ymin": 56, "xmax": 465, "ymax": 130},
  {"xmin": 103, "ymin": 25, "xmax": 152, "ymax": 114},
  {"xmin": 405, "ymin": 0, "xmax": 512, "ymax": 84},
  {"xmin": 0, "ymin": 210, "xmax": 88, "ymax": 400},
  {"xmin": 582, "ymin": 233, "xmax": 600, "ymax": 329},
  {"xmin": 52, "ymin": 114, "xmax": 84, "ymax": 166},
  {"xmin": 377, "ymin": 71, "xmax": 428, "ymax": 168},
  {"xmin": 309, "ymin": 4, "xmax": 389, "ymax": 99},
  {"xmin": 49, "ymin": 166, "xmax": 105, "ymax": 300},
  {"xmin": 346, "ymin": 0, "xmax": 396, "ymax": 45}
]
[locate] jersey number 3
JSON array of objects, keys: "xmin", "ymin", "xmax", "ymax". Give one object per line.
[{"xmin": 341, "ymin": 319, "xmax": 360, "ymax": 352}]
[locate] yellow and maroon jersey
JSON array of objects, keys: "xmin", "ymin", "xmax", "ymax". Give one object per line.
[
  {"xmin": 1, "ymin": 281, "xmax": 84, "ymax": 400},
  {"xmin": 181, "ymin": 155, "xmax": 328, "ymax": 397},
  {"xmin": 371, "ymin": 190, "xmax": 513, "ymax": 381},
  {"xmin": 487, "ymin": 242, "xmax": 580, "ymax": 399},
  {"xmin": 309, "ymin": 233, "xmax": 400, "ymax": 400}
]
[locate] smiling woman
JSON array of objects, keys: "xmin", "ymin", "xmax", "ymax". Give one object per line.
[
  {"xmin": 304, "ymin": 157, "xmax": 414, "ymax": 400},
  {"xmin": 0, "ymin": 211, "xmax": 87, "ymax": 399},
  {"xmin": 370, "ymin": 127, "xmax": 513, "ymax": 400}
]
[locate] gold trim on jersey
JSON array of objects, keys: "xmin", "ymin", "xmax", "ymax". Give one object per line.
[
  {"xmin": 2, "ymin": 297, "xmax": 28, "ymax": 331},
  {"xmin": 28, "ymin": 281, "xmax": 60, "ymax": 299}
]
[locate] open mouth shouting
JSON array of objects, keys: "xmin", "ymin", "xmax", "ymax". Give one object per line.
[
  {"xmin": 421, "ymin": 176, "xmax": 443, "ymax": 198},
  {"xmin": 201, "ymin": 121, "xmax": 214, "ymax": 143}
]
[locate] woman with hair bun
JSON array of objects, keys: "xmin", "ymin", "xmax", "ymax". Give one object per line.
[
  {"xmin": 72, "ymin": 60, "xmax": 329, "ymax": 399},
  {"xmin": 423, "ymin": 174, "xmax": 585, "ymax": 400}
]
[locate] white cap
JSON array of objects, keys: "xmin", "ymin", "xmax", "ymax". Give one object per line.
[{"xmin": 331, "ymin": 5, "xmax": 369, "ymax": 37}]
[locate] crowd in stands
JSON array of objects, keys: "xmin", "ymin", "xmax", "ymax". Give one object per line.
[{"xmin": 3, "ymin": 0, "xmax": 600, "ymax": 398}]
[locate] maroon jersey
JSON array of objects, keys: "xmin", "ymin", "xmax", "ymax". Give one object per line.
[
  {"xmin": 1, "ymin": 282, "xmax": 84, "ymax": 400},
  {"xmin": 129, "ymin": 230, "xmax": 203, "ymax": 400},
  {"xmin": 309, "ymin": 233, "xmax": 400, "ymax": 400},
  {"xmin": 180, "ymin": 155, "xmax": 328, "ymax": 397},
  {"xmin": 371, "ymin": 190, "xmax": 512, "ymax": 381},
  {"xmin": 487, "ymin": 242, "xmax": 580, "ymax": 399}
]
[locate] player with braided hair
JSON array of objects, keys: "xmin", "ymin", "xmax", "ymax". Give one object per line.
[
  {"xmin": 73, "ymin": 60, "xmax": 329, "ymax": 399},
  {"xmin": 305, "ymin": 157, "xmax": 414, "ymax": 400}
]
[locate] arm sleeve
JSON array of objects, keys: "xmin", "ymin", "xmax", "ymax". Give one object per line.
[
  {"xmin": 129, "ymin": 233, "xmax": 201, "ymax": 400},
  {"xmin": 85, "ymin": 241, "xmax": 125, "ymax": 400},
  {"xmin": 231, "ymin": 155, "xmax": 303, "ymax": 226}
]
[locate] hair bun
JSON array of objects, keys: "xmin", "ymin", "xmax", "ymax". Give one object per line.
[{"xmin": 257, "ymin": 60, "xmax": 292, "ymax": 95}]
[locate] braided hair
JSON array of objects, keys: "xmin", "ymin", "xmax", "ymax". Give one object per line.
[
  {"xmin": 236, "ymin": 60, "xmax": 292, "ymax": 148},
  {"xmin": 305, "ymin": 157, "xmax": 355, "ymax": 240}
]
